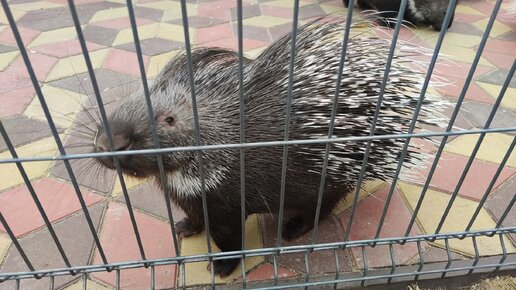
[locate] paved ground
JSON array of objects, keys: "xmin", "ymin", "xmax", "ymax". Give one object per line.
[{"xmin": 0, "ymin": 0, "xmax": 515, "ymax": 289}]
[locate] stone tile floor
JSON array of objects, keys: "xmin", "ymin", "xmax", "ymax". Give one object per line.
[{"xmin": 0, "ymin": 0, "xmax": 514, "ymax": 289}]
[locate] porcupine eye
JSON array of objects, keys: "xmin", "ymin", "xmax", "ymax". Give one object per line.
[{"xmin": 165, "ymin": 117, "xmax": 174, "ymax": 125}]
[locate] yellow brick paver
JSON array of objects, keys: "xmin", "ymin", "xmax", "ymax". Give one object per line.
[
  {"xmin": 147, "ymin": 50, "xmax": 179, "ymax": 78},
  {"xmin": 28, "ymin": 26, "xmax": 78, "ymax": 48},
  {"xmin": 111, "ymin": 175, "xmax": 149, "ymax": 197},
  {"xmin": 0, "ymin": 136, "xmax": 60, "ymax": 191},
  {"xmin": 11, "ymin": 1, "xmax": 63, "ymax": 12},
  {"xmin": 23, "ymin": 85, "xmax": 88, "ymax": 127},
  {"xmin": 0, "ymin": 51, "xmax": 19, "ymax": 71},
  {"xmin": 179, "ymin": 214, "xmax": 264, "ymax": 286},
  {"xmin": 45, "ymin": 48, "xmax": 110, "ymax": 82},
  {"xmin": 473, "ymin": 19, "xmax": 512, "ymax": 38},
  {"xmin": 112, "ymin": 23, "xmax": 160, "ymax": 46},
  {"xmin": 63, "ymin": 279, "xmax": 114, "ymax": 290},
  {"xmin": 0, "ymin": 233, "xmax": 11, "ymax": 264},
  {"xmin": 243, "ymin": 16, "xmax": 291, "ymax": 28},
  {"xmin": 476, "ymin": 82, "xmax": 516, "ymax": 110},
  {"xmin": 155, "ymin": 23, "xmax": 195, "ymax": 43},
  {"xmin": 445, "ymin": 133, "xmax": 516, "ymax": 168},
  {"xmin": 399, "ymin": 182, "xmax": 516, "ymax": 256}
]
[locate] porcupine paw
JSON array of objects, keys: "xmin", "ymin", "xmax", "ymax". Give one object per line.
[
  {"xmin": 282, "ymin": 218, "xmax": 310, "ymax": 241},
  {"xmin": 207, "ymin": 259, "xmax": 240, "ymax": 278},
  {"xmin": 175, "ymin": 218, "xmax": 202, "ymax": 239}
]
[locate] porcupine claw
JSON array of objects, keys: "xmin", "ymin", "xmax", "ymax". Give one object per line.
[{"xmin": 207, "ymin": 259, "xmax": 241, "ymax": 278}]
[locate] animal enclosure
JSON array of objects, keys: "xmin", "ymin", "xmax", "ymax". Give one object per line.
[{"xmin": 0, "ymin": 0, "xmax": 515, "ymax": 289}]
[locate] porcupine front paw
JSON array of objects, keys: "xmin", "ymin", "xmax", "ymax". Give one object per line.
[
  {"xmin": 207, "ymin": 259, "xmax": 241, "ymax": 278},
  {"xmin": 175, "ymin": 218, "xmax": 203, "ymax": 239},
  {"xmin": 282, "ymin": 216, "xmax": 311, "ymax": 241}
]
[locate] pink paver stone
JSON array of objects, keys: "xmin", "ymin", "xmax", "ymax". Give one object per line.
[
  {"xmin": 414, "ymin": 152, "xmax": 516, "ymax": 201},
  {"xmin": 0, "ymin": 27, "xmax": 40, "ymax": 47},
  {"xmin": 103, "ymin": 49, "xmax": 149, "ymax": 77},
  {"xmin": 432, "ymin": 61, "xmax": 493, "ymax": 81},
  {"xmin": 453, "ymin": 13, "xmax": 486, "ymax": 23},
  {"xmin": 92, "ymin": 202, "xmax": 176, "ymax": 290},
  {"xmin": 0, "ymin": 52, "xmax": 58, "ymax": 83},
  {"xmin": 195, "ymin": 23, "xmax": 234, "ymax": 44},
  {"xmin": 241, "ymin": 263, "xmax": 298, "ymax": 283},
  {"xmin": 340, "ymin": 185, "xmax": 423, "ymax": 269},
  {"xmin": 31, "ymin": 40, "xmax": 106, "ymax": 58},
  {"xmin": 0, "ymin": 178, "xmax": 103, "ymax": 237},
  {"xmin": 482, "ymin": 52, "xmax": 516, "ymax": 70},
  {"xmin": 482, "ymin": 39, "xmax": 516, "ymax": 56},
  {"xmin": 0, "ymin": 85, "xmax": 34, "ymax": 118},
  {"xmin": 439, "ymin": 77, "xmax": 495, "ymax": 104}
]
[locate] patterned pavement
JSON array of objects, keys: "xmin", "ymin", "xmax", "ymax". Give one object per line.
[{"xmin": 0, "ymin": 0, "xmax": 515, "ymax": 289}]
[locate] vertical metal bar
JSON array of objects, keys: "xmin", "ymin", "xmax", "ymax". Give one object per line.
[
  {"xmin": 494, "ymin": 234, "xmax": 507, "ymax": 272},
  {"xmin": 0, "ymin": 0, "xmax": 108, "ymax": 266},
  {"xmin": 435, "ymin": 59, "xmax": 516, "ymax": 234},
  {"xmin": 49, "ymin": 276, "xmax": 54, "ymax": 290},
  {"xmin": 304, "ymin": 252, "xmax": 310, "ymax": 290},
  {"xmin": 273, "ymin": 254, "xmax": 279, "ymax": 286},
  {"xmin": 0, "ymin": 122, "xmax": 71, "ymax": 268},
  {"xmin": 414, "ymin": 241, "xmax": 424, "ymax": 282},
  {"xmin": 468, "ymin": 236, "xmax": 480, "ymax": 275},
  {"xmin": 345, "ymin": 0, "xmax": 409, "ymax": 242},
  {"xmin": 179, "ymin": 0, "xmax": 212, "ymax": 258},
  {"xmin": 405, "ymin": 0, "xmax": 503, "ymax": 236},
  {"xmin": 312, "ymin": 0, "xmax": 356, "ymax": 244},
  {"xmin": 15, "ymin": 279, "xmax": 20, "ymax": 290},
  {"xmin": 373, "ymin": 0, "xmax": 458, "ymax": 242},
  {"xmin": 116, "ymin": 269, "xmax": 120, "ymax": 290},
  {"xmin": 181, "ymin": 262, "xmax": 186, "ymax": 290},
  {"xmin": 67, "ymin": 0, "xmax": 146, "ymax": 261},
  {"xmin": 387, "ymin": 244, "xmax": 396, "ymax": 283},
  {"xmin": 277, "ymin": 0, "xmax": 300, "ymax": 248},
  {"xmin": 333, "ymin": 249, "xmax": 340, "ymax": 289},
  {"xmin": 236, "ymin": 1, "xmax": 247, "ymax": 286},
  {"xmin": 361, "ymin": 246, "xmax": 368, "ymax": 288},
  {"xmin": 0, "ymin": 212, "xmax": 34, "ymax": 272},
  {"xmin": 150, "ymin": 265, "xmax": 155, "ymax": 290},
  {"xmin": 467, "ymin": 135, "xmax": 516, "ymax": 231},
  {"xmin": 441, "ymin": 239, "xmax": 452, "ymax": 278},
  {"xmin": 124, "ymin": 0, "xmax": 180, "ymax": 256},
  {"xmin": 82, "ymin": 273, "xmax": 87, "ymax": 290}
]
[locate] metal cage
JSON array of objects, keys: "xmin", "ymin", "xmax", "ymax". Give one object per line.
[{"xmin": 0, "ymin": 0, "xmax": 515, "ymax": 289}]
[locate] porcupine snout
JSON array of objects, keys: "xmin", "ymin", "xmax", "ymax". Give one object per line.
[{"xmin": 93, "ymin": 121, "xmax": 134, "ymax": 170}]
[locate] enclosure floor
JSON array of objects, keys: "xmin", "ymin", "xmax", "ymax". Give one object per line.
[{"xmin": 0, "ymin": 0, "xmax": 515, "ymax": 289}]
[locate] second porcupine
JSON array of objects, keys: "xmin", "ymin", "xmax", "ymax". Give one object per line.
[
  {"xmin": 343, "ymin": 0, "xmax": 457, "ymax": 31},
  {"xmin": 93, "ymin": 20, "xmax": 448, "ymax": 277}
]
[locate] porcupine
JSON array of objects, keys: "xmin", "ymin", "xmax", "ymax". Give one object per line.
[
  {"xmin": 92, "ymin": 19, "xmax": 448, "ymax": 277},
  {"xmin": 343, "ymin": 0, "xmax": 457, "ymax": 31}
]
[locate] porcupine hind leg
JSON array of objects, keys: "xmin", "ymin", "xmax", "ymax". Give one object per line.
[
  {"xmin": 208, "ymin": 212, "xmax": 244, "ymax": 277},
  {"xmin": 282, "ymin": 192, "xmax": 342, "ymax": 241}
]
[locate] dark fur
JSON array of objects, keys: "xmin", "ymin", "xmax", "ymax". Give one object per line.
[
  {"xmin": 343, "ymin": 0, "xmax": 457, "ymax": 31},
  {"xmin": 93, "ymin": 20, "xmax": 447, "ymax": 277}
]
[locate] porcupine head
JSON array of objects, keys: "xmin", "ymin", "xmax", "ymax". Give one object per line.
[{"xmin": 410, "ymin": 0, "xmax": 457, "ymax": 31}]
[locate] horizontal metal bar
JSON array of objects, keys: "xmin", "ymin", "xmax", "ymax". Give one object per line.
[
  {"xmin": 0, "ymin": 127, "xmax": 514, "ymax": 165},
  {"xmin": 249, "ymin": 261, "xmax": 516, "ymax": 290},
  {"xmin": 1, "ymin": 227, "xmax": 514, "ymax": 281}
]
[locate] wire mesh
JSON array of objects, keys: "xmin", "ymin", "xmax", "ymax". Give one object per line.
[{"xmin": 0, "ymin": 0, "xmax": 514, "ymax": 289}]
